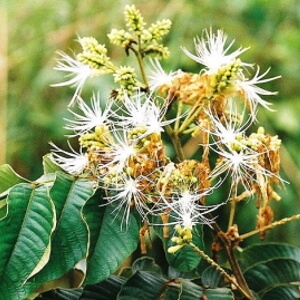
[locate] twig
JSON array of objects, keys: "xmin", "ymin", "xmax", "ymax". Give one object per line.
[
  {"xmin": 239, "ymin": 214, "xmax": 300, "ymax": 240},
  {"xmin": 189, "ymin": 242, "xmax": 252, "ymax": 299}
]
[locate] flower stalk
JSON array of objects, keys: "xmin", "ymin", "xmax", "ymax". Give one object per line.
[
  {"xmin": 190, "ymin": 242, "xmax": 253, "ymax": 300},
  {"xmin": 239, "ymin": 214, "xmax": 300, "ymax": 241}
]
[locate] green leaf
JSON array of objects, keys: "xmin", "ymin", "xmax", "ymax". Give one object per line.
[
  {"xmin": 201, "ymin": 266, "xmax": 224, "ymax": 289},
  {"xmin": 31, "ymin": 172, "xmax": 95, "ymax": 284},
  {"xmin": 82, "ymin": 189, "xmax": 105, "ymax": 266},
  {"xmin": 154, "ymin": 223, "xmax": 203, "ymax": 272},
  {"xmin": 131, "ymin": 256, "xmax": 162, "ymax": 274},
  {"xmin": 239, "ymin": 243, "xmax": 300, "ymax": 296},
  {"xmin": 118, "ymin": 270, "xmax": 166, "ymax": 300},
  {"xmin": 0, "ymin": 183, "xmax": 55, "ymax": 299},
  {"xmin": 204, "ymin": 288, "xmax": 234, "ymax": 299},
  {"xmin": 168, "ymin": 265, "xmax": 200, "ymax": 280},
  {"xmin": 37, "ymin": 288, "xmax": 83, "ymax": 300},
  {"xmin": 239, "ymin": 243, "xmax": 300, "ymax": 272},
  {"xmin": 42, "ymin": 154, "xmax": 64, "ymax": 175},
  {"xmin": 80, "ymin": 275, "xmax": 126, "ymax": 300},
  {"xmin": 244, "ymin": 258, "xmax": 300, "ymax": 294},
  {"xmin": 83, "ymin": 200, "xmax": 140, "ymax": 284},
  {"xmin": 0, "ymin": 200, "xmax": 7, "ymax": 219},
  {"xmin": 163, "ymin": 279, "xmax": 203, "ymax": 300},
  {"xmin": 0, "ymin": 164, "xmax": 28, "ymax": 194},
  {"xmin": 261, "ymin": 285, "xmax": 300, "ymax": 300}
]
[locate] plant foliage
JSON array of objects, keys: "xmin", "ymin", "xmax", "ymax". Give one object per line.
[{"xmin": 2, "ymin": 4, "xmax": 300, "ymax": 300}]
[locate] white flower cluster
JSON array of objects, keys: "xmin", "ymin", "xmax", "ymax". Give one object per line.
[{"xmin": 51, "ymin": 28, "xmax": 283, "ymax": 234}]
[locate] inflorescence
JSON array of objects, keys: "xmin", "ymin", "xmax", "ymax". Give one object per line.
[{"xmin": 51, "ymin": 5, "xmax": 284, "ymax": 251}]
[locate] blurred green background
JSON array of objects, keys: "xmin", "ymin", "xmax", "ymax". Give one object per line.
[{"xmin": 2, "ymin": 0, "xmax": 300, "ymax": 245}]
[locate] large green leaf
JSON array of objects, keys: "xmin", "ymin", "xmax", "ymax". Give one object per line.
[
  {"xmin": 261, "ymin": 285, "xmax": 300, "ymax": 300},
  {"xmin": 31, "ymin": 172, "xmax": 95, "ymax": 284},
  {"xmin": 204, "ymin": 288, "xmax": 234, "ymax": 299},
  {"xmin": 0, "ymin": 164, "xmax": 28, "ymax": 195},
  {"xmin": 118, "ymin": 270, "xmax": 166, "ymax": 300},
  {"xmin": 131, "ymin": 256, "xmax": 162, "ymax": 274},
  {"xmin": 201, "ymin": 266, "xmax": 224, "ymax": 289},
  {"xmin": 37, "ymin": 288, "xmax": 83, "ymax": 300},
  {"xmin": 83, "ymin": 199, "xmax": 140, "ymax": 284},
  {"xmin": 239, "ymin": 243, "xmax": 300, "ymax": 297},
  {"xmin": 239, "ymin": 243, "xmax": 300, "ymax": 272},
  {"xmin": 244, "ymin": 259, "xmax": 300, "ymax": 294},
  {"xmin": 0, "ymin": 183, "xmax": 55, "ymax": 299},
  {"xmin": 80, "ymin": 275, "xmax": 126, "ymax": 300},
  {"xmin": 163, "ymin": 279, "xmax": 204, "ymax": 300},
  {"xmin": 81, "ymin": 189, "xmax": 105, "ymax": 268}
]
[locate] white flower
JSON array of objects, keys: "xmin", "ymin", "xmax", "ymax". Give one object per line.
[
  {"xmin": 183, "ymin": 28, "xmax": 249, "ymax": 74},
  {"xmin": 236, "ymin": 67, "xmax": 280, "ymax": 112},
  {"xmin": 98, "ymin": 128, "xmax": 138, "ymax": 173},
  {"xmin": 52, "ymin": 51, "xmax": 93, "ymax": 106},
  {"xmin": 210, "ymin": 146, "xmax": 267, "ymax": 198},
  {"xmin": 50, "ymin": 141, "xmax": 88, "ymax": 175},
  {"xmin": 104, "ymin": 174, "xmax": 150, "ymax": 229},
  {"xmin": 64, "ymin": 93, "xmax": 114, "ymax": 136},
  {"xmin": 148, "ymin": 58, "xmax": 177, "ymax": 91},
  {"xmin": 156, "ymin": 189, "xmax": 220, "ymax": 230},
  {"xmin": 203, "ymin": 101, "xmax": 254, "ymax": 148},
  {"xmin": 116, "ymin": 92, "xmax": 180, "ymax": 137}
]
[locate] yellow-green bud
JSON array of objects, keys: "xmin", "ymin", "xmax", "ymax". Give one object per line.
[
  {"xmin": 257, "ymin": 126, "xmax": 265, "ymax": 135},
  {"xmin": 124, "ymin": 5, "xmax": 146, "ymax": 35},
  {"xmin": 171, "ymin": 236, "xmax": 182, "ymax": 244},
  {"xmin": 148, "ymin": 19, "xmax": 172, "ymax": 41},
  {"xmin": 113, "ymin": 66, "xmax": 138, "ymax": 92},
  {"xmin": 108, "ymin": 29, "xmax": 134, "ymax": 47},
  {"xmin": 167, "ymin": 244, "xmax": 184, "ymax": 254}
]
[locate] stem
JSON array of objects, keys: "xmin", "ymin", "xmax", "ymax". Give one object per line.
[
  {"xmin": 227, "ymin": 199, "xmax": 237, "ymax": 231},
  {"xmin": 164, "ymin": 124, "xmax": 185, "ymax": 161},
  {"xmin": 239, "ymin": 214, "xmax": 300, "ymax": 240},
  {"xmin": 136, "ymin": 50, "xmax": 149, "ymax": 87},
  {"xmin": 210, "ymin": 221, "xmax": 254, "ymax": 299},
  {"xmin": 132, "ymin": 35, "xmax": 149, "ymax": 88},
  {"xmin": 174, "ymin": 100, "xmax": 183, "ymax": 133},
  {"xmin": 190, "ymin": 242, "xmax": 251, "ymax": 299},
  {"xmin": 178, "ymin": 103, "xmax": 203, "ymax": 133}
]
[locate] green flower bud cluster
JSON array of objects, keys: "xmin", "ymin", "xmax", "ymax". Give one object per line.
[
  {"xmin": 159, "ymin": 166, "xmax": 198, "ymax": 195},
  {"xmin": 142, "ymin": 44, "xmax": 170, "ymax": 59},
  {"xmin": 113, "ymin": 66, "xmax": 138, "ymax": 94},
  {"xmin": 76, "ymin": 37, "xmax": 115, "ymax": 74},
  {"xmin": 124, "ymin": 4, "xmax": 146, "ymax": 35},
  {"xmin": 108, "ymin": 5, "xmax": 171, "ymax": 59},
  {"xmin": 168, "ymin": 225, "xmax": 193, "ymax": 253},
  {"xmin": 211, "ymin": 59, "xmax": 241, "ymax": 94},
  {"xmin": 148, "ymin": 19, "xmax": 172, "ymax": 41},
  {"xmin": 108, "ymin": 29, "xmax": 134, "ymax": 47},
  {"xmin": 79, "ymin": 125, "xmax": 113, "ymax": 149}
]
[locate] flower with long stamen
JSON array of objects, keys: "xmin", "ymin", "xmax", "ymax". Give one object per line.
[
  {"xmin": 52, "ymin": 51, "xmax": 95, "ymax": 106},
  {"xmin": 64, "ymin": 93, "xmax": 114, "ymax": 136},
  {"xmin": 116, "ymin": 92, "xmax": 181, "ymax": 137},
  {"xmin": 148, "ymin": 58, "xmax": 177, "ymax": 91},
  {"xmin": 203, "ymin": 101, "xmax": 254, "ymax": 149},
  {"xmin": 104, "ymin": 173, "xmax": 151, "ymax": 229},
  {"xmin": 210, "ymin": 145, "xmax": 272, "ymax": 198},
  {"xmin": 97, "ymin": 127, "xmax": 138, "ymax": 174},
  {"xmin": 156, "ymin": 188, "xmax": 220, "ymax": 230},
  {"xmin": 182, "ymin": 28, "xmax": 250, "ymax": 74},
  {"xmin": 236, "ymin": 67, "xmax": 281, "ymax": 113},
  {"xmin": 50, "ymin": 141, "xmax": 89, "ymax": 175}
]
